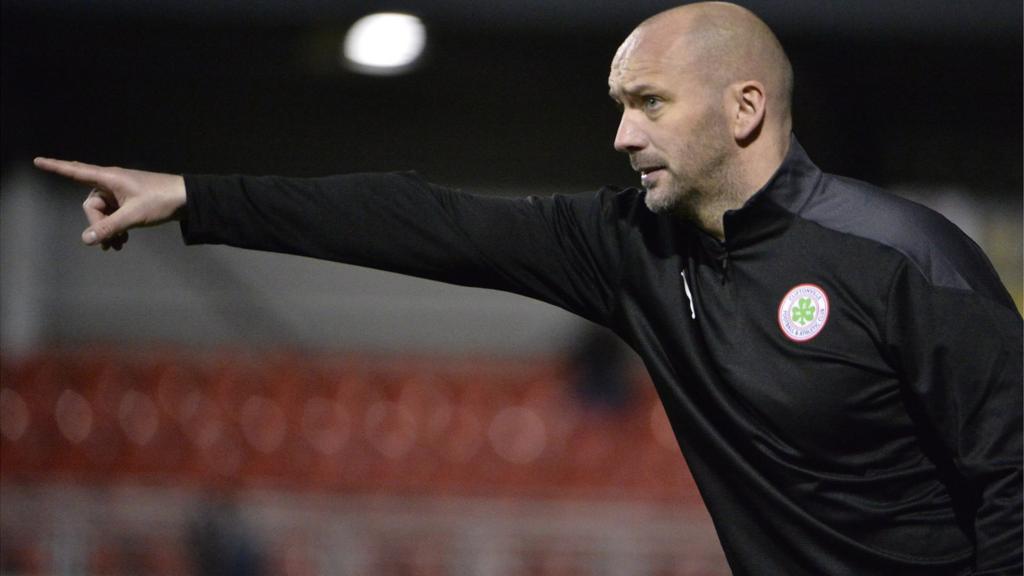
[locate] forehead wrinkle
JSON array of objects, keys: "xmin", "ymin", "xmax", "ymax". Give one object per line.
[{"xmin": 611, "ymin": 28, "xmax": 708, "ymax": 94}]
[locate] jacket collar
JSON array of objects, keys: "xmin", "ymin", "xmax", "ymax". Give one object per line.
[{"xmin": 719, "ymin": 134, "xmax": 824, "ymax": 249}]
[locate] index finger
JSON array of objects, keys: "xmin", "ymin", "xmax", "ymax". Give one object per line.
[{"xmin": 33, "ymin": 157, "xmax": 117, "ymax": 189}]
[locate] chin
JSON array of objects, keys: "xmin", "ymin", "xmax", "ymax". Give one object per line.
[{"xmin": 643, "ymin": 186, "xmax": 680, "ymax": 214}]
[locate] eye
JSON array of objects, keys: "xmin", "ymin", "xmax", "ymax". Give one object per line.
[{"xmin": 642, "ymin": 95, "xmax": 662, "ymax": 111}]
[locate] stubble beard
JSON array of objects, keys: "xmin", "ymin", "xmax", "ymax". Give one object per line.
[{"xmin": 643, "ymin": 135, "xmax": 736, "ymax": 231}]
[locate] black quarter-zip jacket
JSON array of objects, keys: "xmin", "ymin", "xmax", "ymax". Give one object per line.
[{"xmin": 181, "ymin": 137, "xmax": 1022, "ymax": 575}]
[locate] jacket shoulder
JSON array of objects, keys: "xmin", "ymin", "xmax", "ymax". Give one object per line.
[{"xmin": 799, "ymin": 174, "xmax": 1013, "ymax": 307}]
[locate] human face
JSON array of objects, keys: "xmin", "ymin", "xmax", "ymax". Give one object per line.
[{"xmin": 608, "ymin": 36, "xmax": 732, "ymax": 215}]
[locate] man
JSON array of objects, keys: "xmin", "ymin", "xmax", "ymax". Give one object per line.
[{"xmin": 34, "ymin": 2, "xmax": 1021, "ymax": 574}]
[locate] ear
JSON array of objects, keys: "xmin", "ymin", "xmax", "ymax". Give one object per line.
[{"xmin": 731, "ymin": 81, "xmax": 766, "ymax": 143}]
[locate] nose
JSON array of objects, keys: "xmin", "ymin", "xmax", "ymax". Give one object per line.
[{"xmin": 614, "ymin": 112, "xmax": 647, "ymax": 153}]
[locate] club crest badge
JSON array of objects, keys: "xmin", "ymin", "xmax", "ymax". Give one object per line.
[{"xmin": 778, "ymin": 284, "xmax": 829, "ymax": 342}]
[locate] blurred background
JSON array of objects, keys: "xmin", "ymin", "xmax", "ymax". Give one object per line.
[{"xmin": 1, "ymin": 1, "xmax": 1021, "ymax": 574}]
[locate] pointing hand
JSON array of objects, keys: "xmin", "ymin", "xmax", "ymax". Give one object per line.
[{"xmin": 33, "ymin": 158, "xmax": 187, "ymax": 250}]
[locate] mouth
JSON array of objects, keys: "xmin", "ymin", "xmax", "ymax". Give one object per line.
[
  {"xmin": 637, "ymin": 165, "xmax": 666, "ymax": 186},
  {"xmin": 632, "ymin": 160, "xmax": 666, "ymax": 176}
]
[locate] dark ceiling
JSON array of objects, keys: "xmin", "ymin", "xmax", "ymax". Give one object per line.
[
  {"xmin": 3, "ymin": 1, "xmax": 1021, "ymax": 197},
  {"xmin": 4, "ymin": 0, "xmax": 1021, "ymax": 36}
]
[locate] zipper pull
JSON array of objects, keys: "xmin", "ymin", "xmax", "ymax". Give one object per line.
[{"xmin": 680, "ymin": 271, "xmax": 696, "ymax": 320}]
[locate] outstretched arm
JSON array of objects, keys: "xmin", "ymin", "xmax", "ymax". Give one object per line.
[
  {"xmin": 33, "ymin": 158, "xmax": 186, "ymax": 250},
  {"xmin": 35, "ymin": 159, "xmax": 627, "ymax": 325}
]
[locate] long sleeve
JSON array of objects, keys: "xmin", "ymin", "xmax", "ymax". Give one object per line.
[
  {"xmin": 180, "ymin": 171, "xmax": 624, "ymax": 325},
  {"xmin": 886, "ymin": 258, "xmax": 1023, "ymax": 574}
]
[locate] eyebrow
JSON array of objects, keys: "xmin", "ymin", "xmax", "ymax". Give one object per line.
[{"xmin": 608, "ymin": 83, "xmax": 660, "ymax": 100}]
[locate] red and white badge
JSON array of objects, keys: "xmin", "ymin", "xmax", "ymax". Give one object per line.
[{"xmin": 778, "ymin": 284, "xmax": 829, "ymax": 342}]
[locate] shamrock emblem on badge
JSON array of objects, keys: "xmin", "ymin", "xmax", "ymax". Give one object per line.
[{"xmin": 791, "ymin": 298, "xmax": 816, "ymax": 326}]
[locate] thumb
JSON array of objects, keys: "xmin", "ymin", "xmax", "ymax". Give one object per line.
[{"xmin": 82, "ymin": 206, "xmax": 136, "ymax": 245}]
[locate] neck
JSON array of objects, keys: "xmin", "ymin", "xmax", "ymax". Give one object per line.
[{"xmin": 684, "ymin": 133, "xmax": 790, "ymax": 241}]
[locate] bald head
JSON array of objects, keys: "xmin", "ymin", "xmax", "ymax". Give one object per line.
[
  {"xmin": 608, "ymin": 3, "xmax": 796, "ymax": 236},
  {"xmin": 616, "ymin": 2, "xmax": 793, "ymax": 130}
]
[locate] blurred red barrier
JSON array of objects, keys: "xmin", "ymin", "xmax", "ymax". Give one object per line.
[{"xmin": 0, "ymin": 348, "xmax": 701, "ymax": 505}]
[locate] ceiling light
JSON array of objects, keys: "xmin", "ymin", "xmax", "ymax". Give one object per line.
[{"xmin": 342, "ymin": 12, "xmax": 426, "ymax": 75}]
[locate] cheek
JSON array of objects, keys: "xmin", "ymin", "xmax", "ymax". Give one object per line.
[
  {"xmin": 677, "ymin": 112, "xmax": 729, "ymax": 160},
  {"xmin": 661, "ymin": 134, "xmax": 701, "ymax": 172},
  {"xmin": 658, "ymin": 115, "xmax": 705, "ymax": 157}
]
